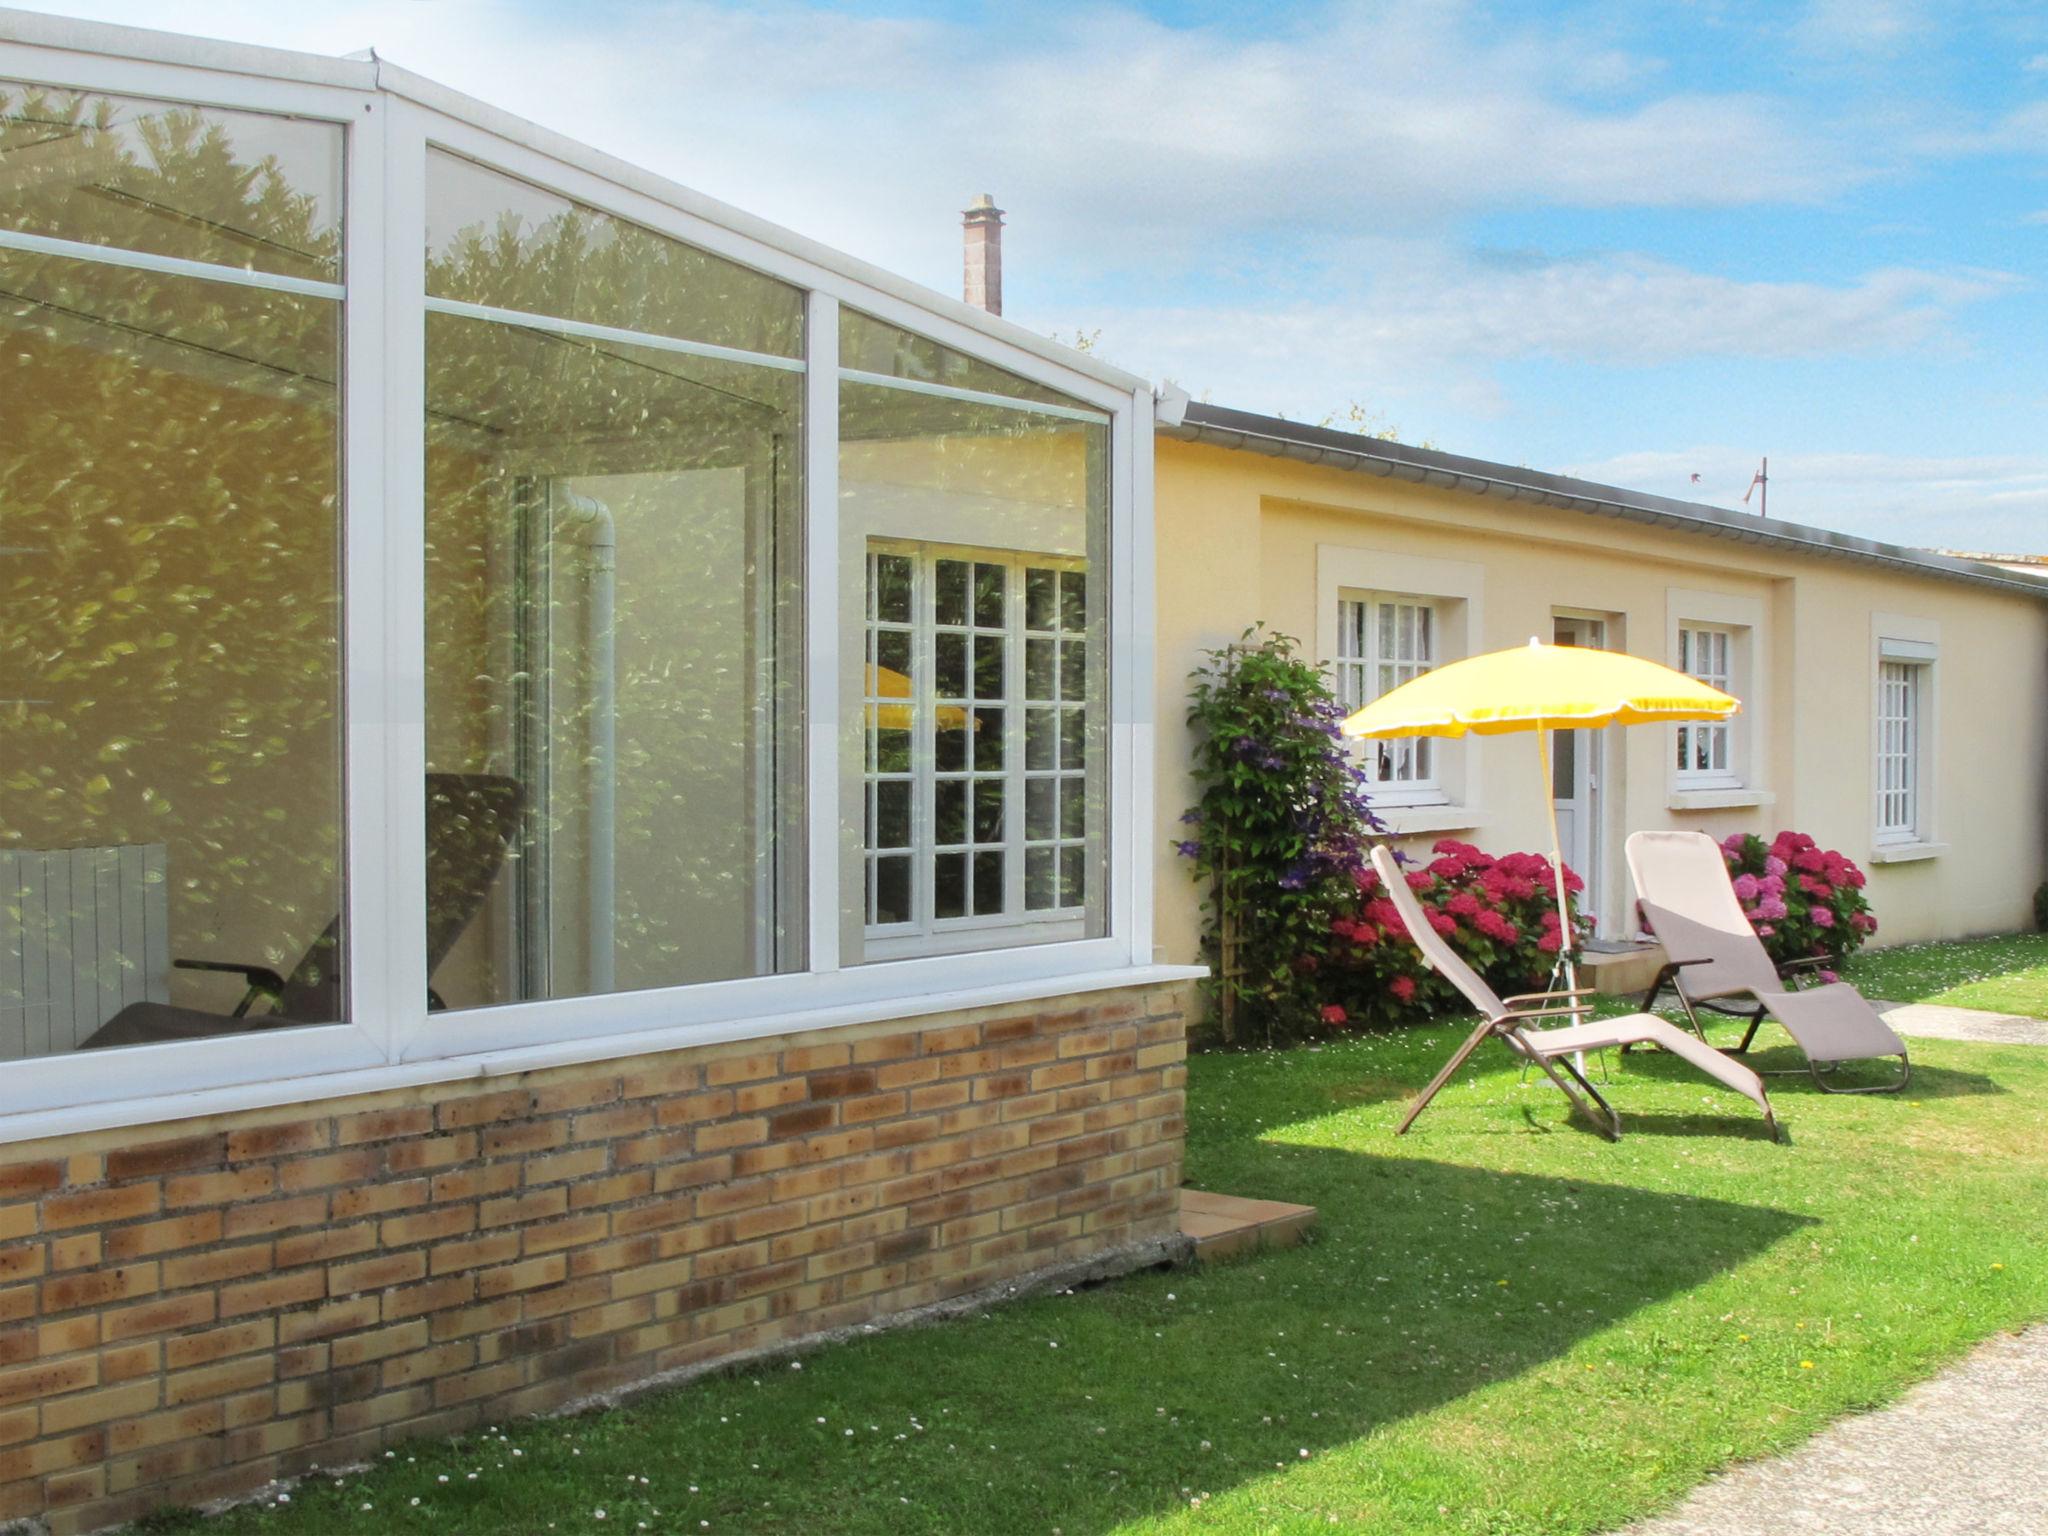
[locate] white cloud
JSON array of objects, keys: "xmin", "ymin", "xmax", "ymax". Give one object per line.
[
  {"xmin": 33, "ymin": 0, "xmax": 1866, "ymax": 286},
  {"xmin": 1794, "ymin": 0, "xmax": 1927, "ymax": 56},
  {"xmin": 1916, "ymin": 98, "xmax": 2048, "ymax": 157},
  {"xmin": 1044, "ymin": 251, "xmax": 2013, "ymax": 423},
  {"xmin": 1562, "ymin": 446, "xmax": 2048, "ymax": 552}
]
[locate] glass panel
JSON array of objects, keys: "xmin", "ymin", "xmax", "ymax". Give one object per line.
[
  {"xmin": 1026, "ymin": 638, "xmax": 1057, "ymax": 700},
  {"xmin": 873, "ymin": 857, "xmax": 910, "ymax": 926},
  {"xmin": 1026, "ymin": 568, "xmax": 1057, "ymax": 631},
  {"xmin": 840, "ymin": 307, "xmax": 1078, "ymax": 408},
  {"xmin": 426, "ymin": 151, "xmax": 801, "ymax": 357},
  {"xmin": 972, "ymin": 851, "xmax": 1005, "ymax": 916},
  {"xmin": 974, "ymin": 563, "xmax": 1006, "ymax": 628},
  {"xmin": 935, "ymin": 560, "xmax": 969, "ymax": 627},
  {"xmin": 1025, "ymin": 707, "xmax": 1056, "ymax": 769},
  {"xmin": 875, "ymin": 781, "xmax": 911, "ymax": 850},
  {"xmin": 1059, "ymin": 783, "xmax": 1086, "ymax": 841},
  {"xmin": 973, "ymin": 636, "xmax": 1005, "ymax": 700},
  {"xmin": 842, "ymin": 374, "xmax": 1109, "ymax": 961},
  {"xmin": 935, "ymin": 721, "xmax": 968, "ymax": 773},
  {"xmin": 934, "ymin": 853, "xmax": 967, "ymax": 920},
  {"xmin": 935, "ymin": 633, "xmax": 968, "ymax": 699},
  {"xmin": 873, "ymin": 553, "xmax": 912, "ymax": 624},
  {"xmin": 973, "ymin": 708, "xmax": 1007, "ymax": 771},
  {"xmin": 875, "ymin": 627, "xmax": 912, "ymax": 677},
  {"xmin": 424, "ymin": 273, "xmax": 803, "ymax": 1006},
  {"xmin": 1025, "ymin": 848, "xmax": 1057, "ymax": 910},
  {"xmin": 0, "ymin": 249, "xmax": 343, "ymax": 1051},
  {"xmin": 1025, "ymin": 779, "xmax": 1057, "ymax": 841},
  {"xmin": 973, "ymin": 781, "xmax": 1005, "ymax": 843},
  {"xmin": 935, "ymin": 780, "xmax": 967, "ymax": 846},
  {"xmin": 0, "ymin": 82, "xmax": 342, "ymax": 282}
]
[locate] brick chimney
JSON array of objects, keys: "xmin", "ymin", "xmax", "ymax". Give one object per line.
[{"xmin": 962, "ymin": 193, "xmax": 1004, "ymax": 316}]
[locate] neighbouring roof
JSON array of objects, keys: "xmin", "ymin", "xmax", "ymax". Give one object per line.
[{"xmin": 1163, "ymin": 402, "xmax": 2048, "ymax": 601}]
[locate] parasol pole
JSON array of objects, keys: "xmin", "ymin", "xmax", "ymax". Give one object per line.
[
  {"xmin": 1535, "ymin": 725, "xmax": 1578, "ymax": 996},
  {"xmin": 1535, "ymin": 724, "xmax": 1589, "ymax": 1079}
]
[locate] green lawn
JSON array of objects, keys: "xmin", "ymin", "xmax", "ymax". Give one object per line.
[
  {"xmin": 1839, "ymin": 931, "xmax": 2048, "ymax": 1018},
  {"xmin": 153, "ymin": 935, "xmax": 2048, "ymax": 1536}
]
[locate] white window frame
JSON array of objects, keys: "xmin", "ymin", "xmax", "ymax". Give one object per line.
[
  {"xmin": 1663, "ymin": 587, "xmax": 1770, "ymax": 808},
  {"xmin": 0, "ymin": 18, "xmax": 1191, "ymax": 1142},
  {"xmin": 1674, "ymin": 625, "xmax": 1738, "ymax": 788},
  {"xmin": 861, "ymin": 544, "xmax": 1093, "ymax": 959},
  {"xmin": 1334, "ymin": 594, "xmax": 1441, "ymax": 802},
  {"xmin": 1870, "ymin": 616, "xmax": 1939, "ymax": 854},
  {"xmin": 1314, "ymin": 546, "xmax": 1483, "ymax": 822}
]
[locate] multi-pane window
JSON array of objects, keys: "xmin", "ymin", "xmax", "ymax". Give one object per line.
[
  {"xmin": 1877, "ymin": 659, "xmax": 1923, "ymax": 841},
  {"xmin": 1675, "ymin": 626, "xmax": 1736, "ymax": 782},
  {"xmin": 841, "ymin": 321, "xmax": 1108, "ymax": 964},
  {"xmin": 1336, "ymin": 597, "xmax": 1437, "ymax": 791},
  {"xmin": 863, "ymin": 546, "xmax": 1091, "ymax": 943}
]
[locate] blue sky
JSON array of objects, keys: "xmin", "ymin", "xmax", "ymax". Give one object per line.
[{"xmin": 33, "ymin": 0, "xmax": 2048, "ymax": 549}]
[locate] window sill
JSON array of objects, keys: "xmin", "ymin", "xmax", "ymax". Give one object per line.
[
  {"xmin": 1374, "ymin": 804, "xmax": 1486, "ymax": 836},
  {"xmin": 1666, "ymin": 787, "xmax": 1776, "ymax": 812},
  {"xmin": 1869, "ymin": 841, "xmax": 1946, "ymax": 865},
  {"xmin": 0, "ymin": 962, "xmax": 1208, "ymax": 1149}
]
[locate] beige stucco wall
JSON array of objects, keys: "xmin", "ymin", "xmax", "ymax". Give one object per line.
[{"xmin": 1152, "ymin": 435, "xmax": 2048, "ymax": 971}]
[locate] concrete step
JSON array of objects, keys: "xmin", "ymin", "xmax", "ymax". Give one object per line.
[
  {"xmin": 1581, "ymin": 941, "xmax": 1667, "ymax": 999},
  {"xmin": 1179, "ymin": 1189, "xmax": 1318, "ymax": 1262}
]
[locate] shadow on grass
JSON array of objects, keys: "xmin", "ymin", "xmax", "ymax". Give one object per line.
[
  {"xmin": 716, "ymin": 1148, "xmax": 1824, "ymax": 1536},
  {"xmin": 153, "ymin": 1146, "xmax": 1823, "ymax": 1536}
]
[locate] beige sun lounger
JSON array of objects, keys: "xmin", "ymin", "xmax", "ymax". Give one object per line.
[
  {"xmin": 1369, "ymin": 845, "xmax": 1777, "ymax": 1141},
  {"xmin": 1624, "ymin": 830, "xmax": 1910, "ymax": 1093}
]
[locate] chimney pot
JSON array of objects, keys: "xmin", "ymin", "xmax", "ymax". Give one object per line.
[{"xmin": 962, "ymin": 194, "xmax": 1004, "ymax": 316}]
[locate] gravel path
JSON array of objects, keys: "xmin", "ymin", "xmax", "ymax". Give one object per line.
[
  {"xmin": 1874, "ymin": 1000, "xmax": 2048, "ymax": 1047},
  {"xmin": 1624, "ymin": 1000, "xmax": 2047, "ymax": 1535}
]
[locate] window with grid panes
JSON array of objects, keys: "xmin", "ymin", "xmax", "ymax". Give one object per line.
[
  {"xmin": 863, "ymin": 545, "xmax": 1090, "ymax": 941},
  {"xmin": 1675, "ymin": 625, "xmax": 1737, "ymax": 783},
  {"xmin": 1335, "ymin": 596, "xmax": 1437, "ymax": 793},
  {"xmin": 1876, "ymin": 658, "xmax": 1923, "ymax": 841}
]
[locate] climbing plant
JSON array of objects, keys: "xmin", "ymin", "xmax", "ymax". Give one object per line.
[{"xmin": 1178, "ymin": 628, "xmax": 1384, "ymax": 1046}]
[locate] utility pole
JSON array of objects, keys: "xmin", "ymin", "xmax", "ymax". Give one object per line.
[{"xmin": 1743, "ymin": 456, "xmax": 1768, "ymax": 519}]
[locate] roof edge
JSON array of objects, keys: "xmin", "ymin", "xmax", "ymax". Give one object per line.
[{"xmin": 1166, "ymin": 402, "xmax": 2048, "ymax": 601}]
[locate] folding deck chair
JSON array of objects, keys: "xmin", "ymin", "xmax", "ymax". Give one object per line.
[
  {"xmin": 80, "ymin": 773, "xmax": 523, "ymax": 1048},
  {"xmin": 1624, "ymin": 830, "xmax": 1910, "ymax": 1093},
  {"xmin": 1370, "ymin": 845, "xmax": 1778, "ymax": 1141}
]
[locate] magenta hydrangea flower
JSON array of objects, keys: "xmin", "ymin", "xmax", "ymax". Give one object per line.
[
  {"xmin": 1731, "ymin": 873, "xmax": 1761, "ymax": 901},
  {"xmin": 1764, "ymin": 854, "xmax": 1789, "ymax": 878},
  {"xmin": 1811, "ymin": 905, "xmax": 1835, "ymax": 928}
]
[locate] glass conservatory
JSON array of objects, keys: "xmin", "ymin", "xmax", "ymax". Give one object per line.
[{"xmin": 0, "ymin": 17, "xmax": 1163, "ymax": 1131}]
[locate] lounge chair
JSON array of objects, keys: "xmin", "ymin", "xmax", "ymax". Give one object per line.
[
  {"xmin": 79, "ymin": 773, "xmax": 523, "ymax": 1048},
  {"xmin": 1624, "ymin": 830, "xmax": 1909, "ymax": 1093},
  {"xmin": 1369, "ymin": 845, "xmax": 1778, "ymax": 1141}
]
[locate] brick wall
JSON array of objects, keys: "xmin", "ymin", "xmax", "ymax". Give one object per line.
[{"xmin": 0, "ymin": 983, "xmax": 1188, "ymax": 1533}]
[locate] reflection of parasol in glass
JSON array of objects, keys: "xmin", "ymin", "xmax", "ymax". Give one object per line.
[{"xmin": 866, "ymin": 665, "xmax": 974, "ymax": 732}]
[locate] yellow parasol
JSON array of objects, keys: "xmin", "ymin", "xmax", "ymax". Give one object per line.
[{"xmin": 1342, "ymin": 639, "xmax": 1739, "ymax": 989}]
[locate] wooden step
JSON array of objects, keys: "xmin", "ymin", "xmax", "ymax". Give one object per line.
[{"xmin": 1178, "ymin": 1189, "xmax": 1318, "ymax": 1261}]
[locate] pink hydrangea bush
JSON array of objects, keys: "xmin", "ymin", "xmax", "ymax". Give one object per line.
[
  {"xmin": 1319, "ymin": 840, "xmax": 1593, "ymax": 1025},
  {"xmin": 1721, "ymin": 830, "xmax": 1877, "ymax": 968}
]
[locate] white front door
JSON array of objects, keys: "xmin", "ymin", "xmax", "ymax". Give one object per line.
[{"xmin": 1551, "ymin": 617, "xmax": 1606, "ymax": 928}]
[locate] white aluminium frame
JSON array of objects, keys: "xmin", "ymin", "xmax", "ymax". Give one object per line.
[{"xmin": 0, "ymin": 14, "xmax": 1189, "ymax": 1140}]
